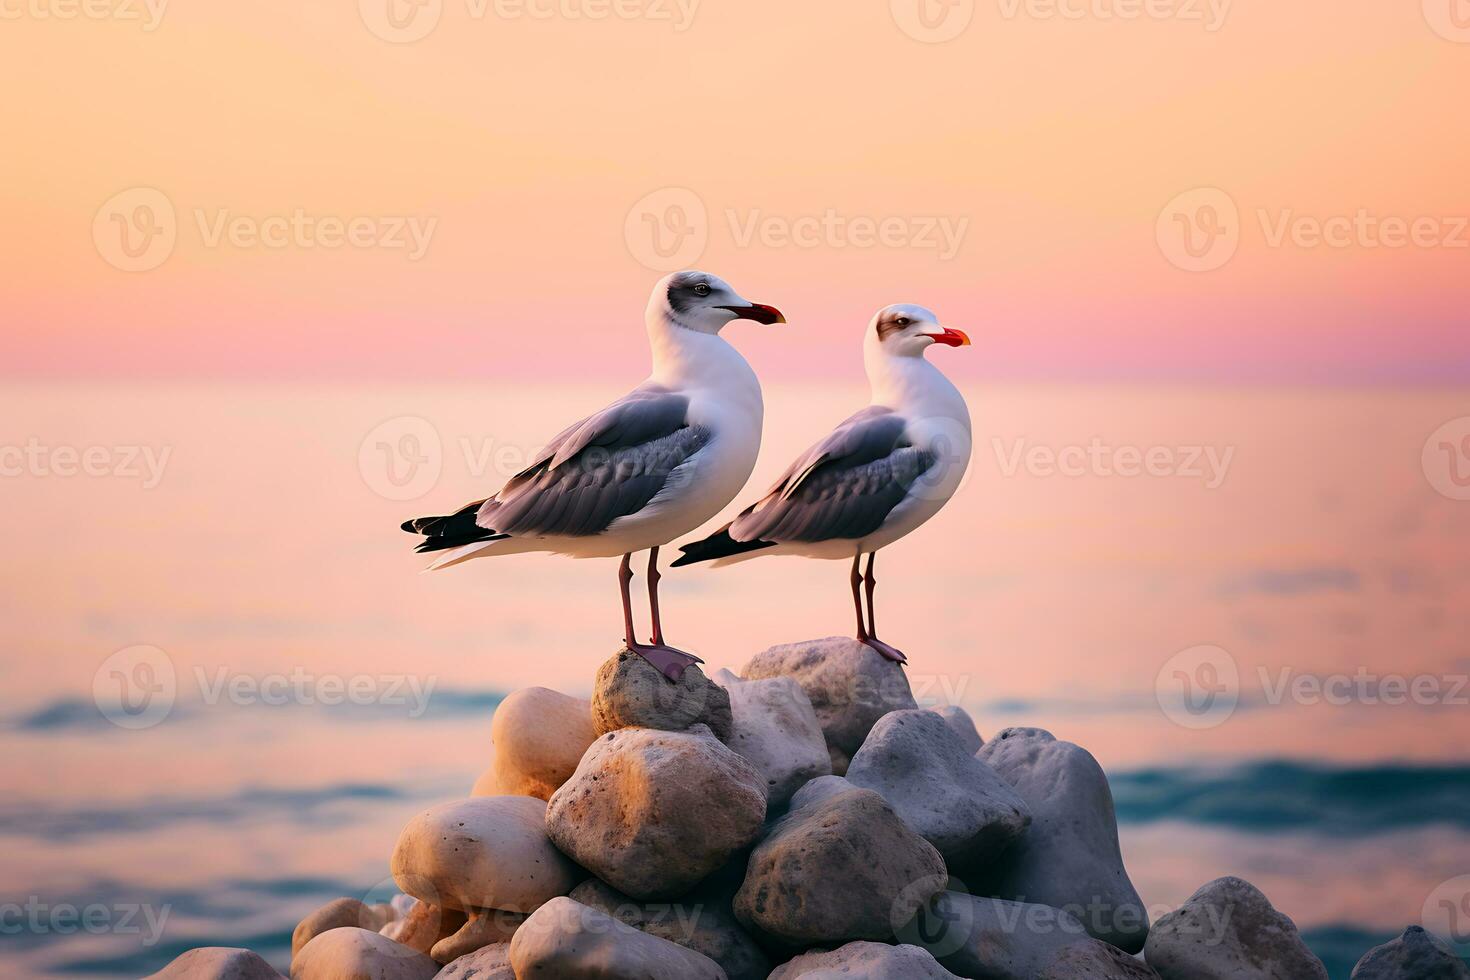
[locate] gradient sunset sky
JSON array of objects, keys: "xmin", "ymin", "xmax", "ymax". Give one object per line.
[{"xmin": 2, "ymin": 0, "xmax": 1466, "ymax": 383}]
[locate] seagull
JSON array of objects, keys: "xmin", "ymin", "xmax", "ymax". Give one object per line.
[
  {"xmin": 673, "ymin": 304, "xmax": 971, "ymax": 664},
  {"xmin": 401, "ymin": 271, "xmax": 784, "ymax": 680}
]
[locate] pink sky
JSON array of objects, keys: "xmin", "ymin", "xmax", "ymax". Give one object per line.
[{"xmin": 2, "ymin": 0, "xmax": 1467, "ymax": 382}]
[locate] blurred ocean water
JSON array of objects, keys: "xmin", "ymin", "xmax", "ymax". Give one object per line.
[{"xmin": 4, "ymin": 382, "xmax": 1469, "ymax": 978}]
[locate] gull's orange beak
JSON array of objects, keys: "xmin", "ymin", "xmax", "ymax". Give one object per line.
[
  {"xmin": 928, "ymin": 327, "xmax": 971, "ymax": 347},
  {"xmin": 720, "ymin": 303, "xmax": 786, "ymax": 325}
]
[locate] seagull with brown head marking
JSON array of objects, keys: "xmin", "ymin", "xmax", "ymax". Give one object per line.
[
  {"xmin": 402, "ymin": 271, "xmax": 785, "ymax": 680},
  {"xmin": 674, "ymin": 304, "xmax": 972, "ymax": 664}
]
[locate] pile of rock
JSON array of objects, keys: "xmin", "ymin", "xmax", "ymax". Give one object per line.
[{"xmin": 146, "ymin": 636, "xmax": 1466, "ymax": 980}]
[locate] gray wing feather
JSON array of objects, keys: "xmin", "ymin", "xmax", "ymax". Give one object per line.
[
  {"xmin": 477, "ymin": 386, "xmax": 709, "ymax": 538},
  {"xmin": 731, "ymin": 408, "xmax": 933, "ymax": 544}
]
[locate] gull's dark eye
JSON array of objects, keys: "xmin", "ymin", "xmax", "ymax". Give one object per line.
[
  {"xmin": 693, "ymin": 283, "xmax": 711, "ymax": 297},
  {"xmin": 896, "ymin": 316, "xmax": 911, "ymax": 326}
]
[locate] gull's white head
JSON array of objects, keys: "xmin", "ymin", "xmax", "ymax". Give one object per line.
[
  {"xmin": 649, "ymin": 270, "xmax": 786, "ymax": 335},
  {"xmin": 866, "ymin": 304, "xmax": 971, "ymax": 359}
]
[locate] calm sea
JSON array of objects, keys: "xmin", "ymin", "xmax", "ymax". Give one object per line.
[{"xmin": 4, "ymin": 382, "xmax": 1469, "ymax": 978}]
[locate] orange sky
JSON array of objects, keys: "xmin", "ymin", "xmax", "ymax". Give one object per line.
[{"xmin": 2, "ymin": 0, "xmax": 1467, "ymax": 381}]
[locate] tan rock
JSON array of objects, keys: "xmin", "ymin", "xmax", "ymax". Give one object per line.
[
  {"xmin": 391, "ymin": 796, "xmax": 582, "ymax": 914},
  {"xmin": 592, "ymin": 649, "xmax": 733, "ymax": 741},
  {"xmin": 490, "ymin": 688, "xmax": 596, "ymax": 801},
  {"xmin": 429, "ymin": 909, "xmax": 526, "ymax": 964},
  {"xmin": 508, "ymin": 897, "xmax": 727, "ymax": 979},
  {"xmin": 546, "ymin": 725, "xmax": 766, "ymax": 899},
  {"xmin": 381, "ymin": 901, "xmax": 466, "ymax": 956},
  {"xmin": 145, "ymin": 947, "xmax": 283, "ymax": 979},
  {"xmin": 291, "ymin": 927, "xmax": 438, "ymax": 980},
  {"xmin": 292, "ymin": 898, "xmax": 394, "ymax": 958}
]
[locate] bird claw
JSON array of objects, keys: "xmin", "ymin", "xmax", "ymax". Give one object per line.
[
  {"xmin": 629, "ymin": 643, "xmax": 705, "ymax": 682},
  {"xmin": 861, "ymin": 638, "xmax": 908, "ymax": 665}
]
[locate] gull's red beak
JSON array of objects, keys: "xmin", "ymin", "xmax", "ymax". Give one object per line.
[
  {"xmin": 928, "ymin": 327, "xmax": 971, "ymax": 348},
  {"xmin": 719, "ymin": 303, "xmax": 786, "ymax": 325}
]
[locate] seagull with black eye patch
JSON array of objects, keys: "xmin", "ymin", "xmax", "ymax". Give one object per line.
[
  {"xmin": 674, "ymin": 304, "xmax": 972, "ymax": 664},
  {"xmin": 401, "ymin": 271, "xmax": 785, "ymax": 680}
]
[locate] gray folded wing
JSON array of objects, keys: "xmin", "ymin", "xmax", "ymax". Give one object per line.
[
  {"xmin": 478, "ymin": 384, "xmax": 710, "ymax": 538},
  {"xmin": 731, "ymin": 406, "xmax": 933, "ymax": 544}
]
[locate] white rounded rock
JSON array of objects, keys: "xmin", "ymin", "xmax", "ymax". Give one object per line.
[
  {"xmin": 741, "ymin": 637, "xmax": 917, "ymax": 774},
  {"xmin": 391, "ymin": 796, "xmax": 582, "ymax": 914},
  {"xmin": 770, "ymin": 941, "xmax": 961, "ymax": 979},
  {"xmin": 713, "ymin": 668, "xmax": 831, "ymax": 809},
  {"xmin": 1145, "ymin": 877, "xmax": 1327, "ymax": 980}
]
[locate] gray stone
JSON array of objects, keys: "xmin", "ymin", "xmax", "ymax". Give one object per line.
[
  {"xmin": 1144, "ymin": 877, "xmax": 1327, "ymax": 980},
  {"xmin": 291, "ymin": 927, "xmax": 439, "ymax": 980},
  {"xmin": 734, "ymin": 786, "xmax": 947, "ymax": 945},
  {"xmin": 391, "ymin": 796, "xmax": 581, "ymax": 914},
  {"xmin": 592, "ymin": 649, "xmax": 733, "ymax": 741},
  {"xmin": 1352, "ymin": 927, "xmax": 1470, "ymax": 979},
  {"xmin": 929, "ymin": 705, "xmax": 983, "ymax": 753},
  {"xmin": 713, "ymin": 668, "xmax": 831, "ymax": 809},
  {"xmin": 976, "ymin": 727, "xmax": 1149, "ymax": 953},
  {"xmin": 788, "ymin": 774, "xmax": 855, "ymax": 812},
  {"xmin": 901, "ymin": 892, "xmax": 1159, "ymax": 980},
  {"xmin": 434, "ymin": 942, "xmax": 514, "ymax": 979},
  {"xmin": 508, "ymin": 897, "xmax": 727, "ymax": 979},
  {"xmin": 546, "ymin": 725, "xmax": 767, "ymax": 899},
  {"xmin": 742, "ymin": 637, "xmax": 917, "ymax": 774},
  {"xmin": 847, "ymin": 709, "xmax": 1029, "ymax": 866},
  {"xmin": 570, "ymin": 877, "xmax": 770, "ymax": 980},
  {"xmin": 770, "ymin": 941, "xmax": 961, "ymax": 979},
  {"xmin": 145, "ymin": 948, "xmax": 284, "ymax": 980}
]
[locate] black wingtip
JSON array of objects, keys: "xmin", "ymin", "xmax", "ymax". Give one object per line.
[
  {"xmin": 400, "ymin": 518, "xmax": 418, "ymax": 533},
  {"xmin": 672, "ymin": 527, "xmax": 775, "ymax": 567}
]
